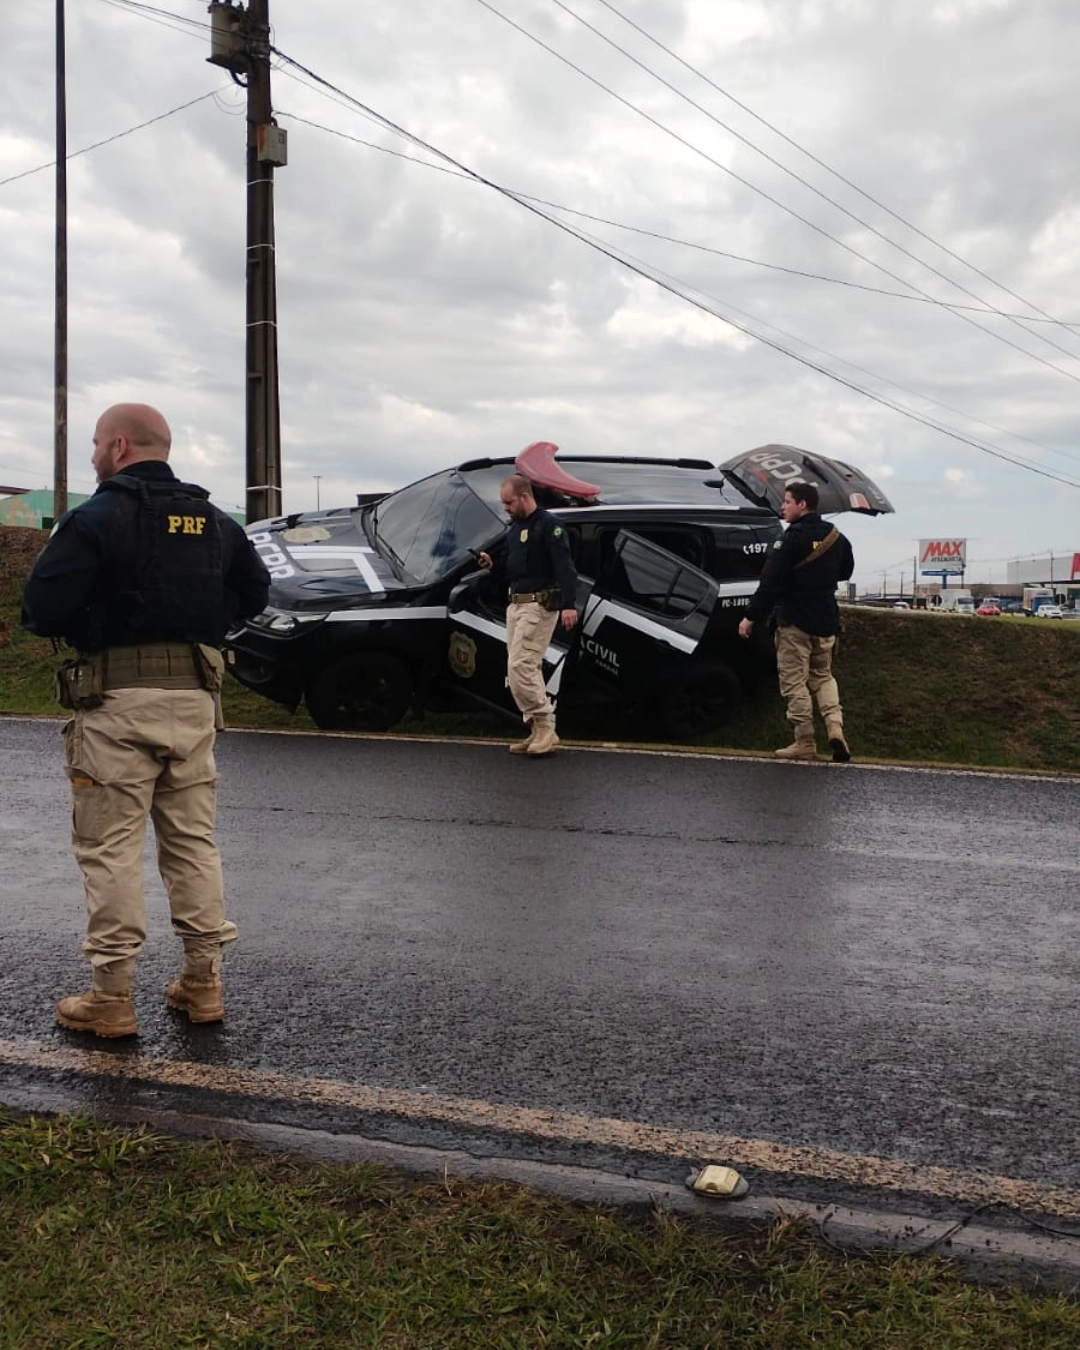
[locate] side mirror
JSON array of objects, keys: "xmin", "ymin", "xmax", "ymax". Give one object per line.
[{"xmin": 448, "ymin": 569, "xmax": 485, "ymax": 614}]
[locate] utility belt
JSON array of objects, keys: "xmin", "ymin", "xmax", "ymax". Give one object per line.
[
  {"xmin": 509, "ymin": 587, "xmax": 560, "ymax": 612},
  {"xmin": 55, "ymin": 643, "xmax": 225, "ymax": 713}
]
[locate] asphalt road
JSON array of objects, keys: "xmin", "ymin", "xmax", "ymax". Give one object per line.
[{"xmin": 1, "ymin": 716, "xmax": 1078, "ymax": 1219}]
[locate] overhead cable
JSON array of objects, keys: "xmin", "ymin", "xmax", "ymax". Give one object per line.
[
  {"xmin": 97, "ymin": 0, "xmax": 212, "ymax": 38},
  {"xmin": 0, "ymin": 90, "xmax": 222, "ymax": 189},
  {"xmin": 590, "ymin": 0, "xmax": 1080, "ymax": 340},
  {"xmin": 273, "ymin": 111, "xmax": 1080, "ymax": 328},
  {"xmin": 543, "ymin": 0, "xmax": 1080, "ymax": 363},
  {"xmin": 278, "ymin": 108, "xmax": 1078, "ymax": 471},
  {"xmin": 267, "ymin": 47, "xmax": 1080, "ymax": 490},
  {"xmin": 557, "ymin": 209, "xmax": 1080, "ymax": 484},
  {"xmin": 470, "ymin": 0, "xmax": 1080, "ymax": 385}
]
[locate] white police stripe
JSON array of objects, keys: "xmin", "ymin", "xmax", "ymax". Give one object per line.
[
  {"xmin": 450, "ymin": 611, "xmax": 565, "ymax": 667},
  {"xmin": 295, "ymin": 545, "xmax": 377, "ymax": 554},
  {"xmin": 582, "ymin": 598, "xmax": 698, "ymax": 654},
  {"xmin": 326, "ymin": 606, "xmax": 448, "ymax": 623},
  {"xmin": 288, "ymin": 545, "xmax": 385, "ymax": 594}
]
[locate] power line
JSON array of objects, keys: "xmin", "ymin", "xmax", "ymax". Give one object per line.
[
  {"xmin": 96, "ymin": 0, "xmax": 212, "ymax": 38},
  {"xmin": 556, "ymin": 210, "xmax": 1080, "ymax": 485},
  {"xmin": 589, "ymin": 0, "xmax": 1080, "ymax": 342},
  {"xmin": 277, "ymin": 108, "xmax": 1079, "ymax": 471},
  {"xmin": 274, "ymin": 111, "xmax": 1080, "ymax": 329},
  {"xmin": 94, "ymin": 0, "xmax": 1080, "ymax": 354},
  {"xmin": 0, "ymin": 90, "xmax": 222, "ymax": 189},
  {"xmin": 39, "ymin": 8, "xmax": 1079, "ymax": 487},
  {"xmin": 470, "ymin": 0, "xmax": 1080, "ymax": 386},
  {"xmin": 541, "ymin": 0, "xmax": 1080, "ymax": 366},
  {"xmin": 267, "ymin": 46, "xmax": 1080, "ymax": 491}
]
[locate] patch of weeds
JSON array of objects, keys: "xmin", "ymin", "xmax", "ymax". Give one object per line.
[{"xmin": 1, "ymin": 1117, "xmax": 1079, "ymax": 1349}]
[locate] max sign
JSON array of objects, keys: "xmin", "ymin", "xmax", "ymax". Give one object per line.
[{"xmin": 919, "ymin": 538, "xmax": 967, "ymax": 575}]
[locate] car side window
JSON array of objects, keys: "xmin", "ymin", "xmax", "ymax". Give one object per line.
[
  {"xmin": 623, "ymin": 525, "xmax": 706, "ymax": 570},
  {"xmin": 708, "ymin": 523, "xmax": 777, "ymax": 578},
  {"xmin": 605, "ymin": 533, "xmax": 711, "ymax": 619}
]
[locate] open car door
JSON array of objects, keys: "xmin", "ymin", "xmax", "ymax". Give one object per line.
[
  {"xmin": 578, "ymin": 530, "xmax": 750, "ymax": 737},
  {"xmin": 717, "ymin": 445, "xmax": 895, "ymax": 516},
  {"xmin": 581, "ymin": 529, "xmax": 720, "ymax": 674}
]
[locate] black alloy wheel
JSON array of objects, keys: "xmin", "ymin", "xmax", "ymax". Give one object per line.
[
  {"xmin": 657, "ymin": 660, "xmax": 741, "ymax": 740},
  {"xmin": 305, "ymin": 652, "xmax": 414, "ymax": 732}
]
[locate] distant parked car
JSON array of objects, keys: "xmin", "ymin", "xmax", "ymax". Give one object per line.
[
  {"xmin": 892, "ymin": 600, "xmax": 910, "ymax": 609},
  {"xmin": 1036, "ymin": 604, "xmax": 1064, "ymax": 619},
  {"xmin": 976, "ymin": 601, "xmax": 1001, "ymax": 616}
]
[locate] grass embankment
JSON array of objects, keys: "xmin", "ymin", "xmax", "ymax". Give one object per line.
[
  {"xmin": 4, "ymin": 525, "xmax": 1078, "ymax": 770},
  {"xmin": 3, "ymin": 1115, "xmax": 1078, "ymax": 1350}
]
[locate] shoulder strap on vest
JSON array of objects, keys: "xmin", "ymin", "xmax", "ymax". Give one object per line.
[
  {"xmin": 793, "ymin": 525, "xmax": 840, "ymax": 570},
  {"xmin": 99, "ymin": 472, "xmax": 145, "ymax": 499}
]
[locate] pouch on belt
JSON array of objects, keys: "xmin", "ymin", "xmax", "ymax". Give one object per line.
[
  {"xmin": 55, "ymin": 658, "xmax": 105, "ymax": 712},
  {"xmin": 193, "ymin": 644, "xmax": 226, "ymax": 730}
]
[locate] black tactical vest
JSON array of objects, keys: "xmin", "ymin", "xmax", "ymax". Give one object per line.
[{"xmin": 87, "ymin": 473, "xmax": 229, "ymax": 649}]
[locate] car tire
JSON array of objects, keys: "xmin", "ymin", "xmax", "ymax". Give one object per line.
[
  {"xmin": 656, "ymin": 660, "xmax": 741, "ymax": 740},
  {"xmin": 305, "ymin": 652, "xmax": 413, "ymax": 732}
]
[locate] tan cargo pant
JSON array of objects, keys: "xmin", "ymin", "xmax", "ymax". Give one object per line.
[
  {"xmin": 506, "ymin": 601, "xmax": 559, "ymax": 722},
  {"xmin": 62, "ymin": 687, "xmax": 237, "ymax": 992},
  {"xmin": 774, "ymin": 622, "xmax": 842, "ymax": 733}
]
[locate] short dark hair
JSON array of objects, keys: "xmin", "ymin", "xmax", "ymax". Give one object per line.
[
  {"xmin": 785, "ymin": 480, "xmax": 819, "ymax": 511},
  {"xmin": 501, "ymin": 474, "xmax": 533, "ymax": 498}
]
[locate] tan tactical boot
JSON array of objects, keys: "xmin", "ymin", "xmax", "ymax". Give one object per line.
[
  {"xmin": 56, "ymin": 990, "xmax": 138, "ymax": 1038},
  {"xmin": 526, "ymin": 714, "xmax": 560, "ymax": 757},
  {"xmin": 825, "ymin": 720, "xmax": 851, "ymax": 763},
  {"xmin": 509, "ymin": 721, "xmax": 535, "ymax": 754},
  {"xmin": 166, "ymin": 956, "xmax": 225, "ymax": 1024},
  {"xmin": 774, "ymin": 732, "xmax": 818, "ymax": 761}
]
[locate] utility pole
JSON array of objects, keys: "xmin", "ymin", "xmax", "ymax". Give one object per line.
[
  {"xmin": 207, "ymin": 0, "xmax": 287, "ymax": 524},
  {"xmin": 54, "ymin": 0, "xmax": 68, "ymax": 524}
]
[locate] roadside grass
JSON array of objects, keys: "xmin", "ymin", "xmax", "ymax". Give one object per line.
[
  {"xmin": 4, "ymin": 525, "xmax": 1080, "ymax": 770},
  {"xmin": 2, "ymin": 1115, "xmax": 1078, "ymax": 1350}
]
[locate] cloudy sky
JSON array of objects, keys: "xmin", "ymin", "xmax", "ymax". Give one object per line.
[{"xmin": 2, "ymin": 0, "xmax": 1078, "ymax": 588}]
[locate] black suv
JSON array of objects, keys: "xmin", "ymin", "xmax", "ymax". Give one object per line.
[{"xmin": 226, "ymin": 444, "xmax": 892, "ymax": 738}]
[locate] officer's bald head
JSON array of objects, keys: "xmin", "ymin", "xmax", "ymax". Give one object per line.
[{"xmin": 92, "ymin": 403, "xmax": 172, "ymax": 483}]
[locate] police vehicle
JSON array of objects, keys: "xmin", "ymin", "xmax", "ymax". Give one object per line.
[{"xmin": 225, "ymin": 443, "xmax": 893, "ymax": 738}]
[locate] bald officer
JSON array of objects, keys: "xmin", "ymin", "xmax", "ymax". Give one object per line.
[{"xmin": 22, "ymin": 403, "xmax": 269, "ymax": 1037}]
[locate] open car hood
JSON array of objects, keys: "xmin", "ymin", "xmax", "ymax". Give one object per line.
[{"xmin": 717, "ymin": 445, "xmax": 895, "ymax": 516}]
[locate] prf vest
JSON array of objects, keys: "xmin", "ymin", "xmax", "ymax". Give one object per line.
[{"xmin": 76, "ymin": 473, "xmax": 228, "ymax": 652}]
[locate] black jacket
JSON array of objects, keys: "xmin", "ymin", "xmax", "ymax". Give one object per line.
[
  {"xmin": 21, "ymin": 461, "xmax": 270, "ymax": 651},
  {"xmin": 745, "ymin": 512, "xmax": 854, "ymax": 637},
  {"xmin": 504, "ymin": 507, "xmax": 578, "ymax": 606}
]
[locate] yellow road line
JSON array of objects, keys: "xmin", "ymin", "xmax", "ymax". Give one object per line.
[{"xmin": 2, "ymin": 1037, "xmax": 1076, "ymax": 1217}]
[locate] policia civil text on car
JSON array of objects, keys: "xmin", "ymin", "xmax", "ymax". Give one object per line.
[
  {"xmin": 21, "ymin": 402, "xmax": 270, "ymax": 1038},
  {"xmin": 477, "ymin": 474, "xmax": 578, "ymax": 755},
  {"xmin": 738, "ymin": 480, "xmax": 854, "ymax": 762}
]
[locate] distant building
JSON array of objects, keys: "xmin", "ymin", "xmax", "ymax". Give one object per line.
[
  {"xmin": 1006, "ymin": 554, "xmax": 1080, "ymax": 585},
  {"xmin": 0, "ymin": 489, "xmax": 244, "ymax": 529},
  {"xmin": 0, "ymin": 489, "xmax": 90, "ymax": 529}
]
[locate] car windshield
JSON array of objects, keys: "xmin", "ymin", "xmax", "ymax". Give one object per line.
[{"xmin": 366, "ymin": 471, "xmax": 502, "ymax": 585}]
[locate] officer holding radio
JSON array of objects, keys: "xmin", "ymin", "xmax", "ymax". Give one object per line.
[
  {"xmin": 21, "ymin": 402, "xmax": 269, "ymax": 1038},
  {"xmin": 476, "ymin": 474, "xmax": 577, "ymax": 756}
]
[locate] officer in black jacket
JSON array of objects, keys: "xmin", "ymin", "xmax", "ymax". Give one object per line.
[
  {"xmin": 738, "ymin": 480, "xmax": 854, "ymax": 762},
  {"xmin": 477, "ymin": 474, "xmax": 578, "ymax": 756},
  {"xmin": 22, "ymin": 402, "xmax": 269, "ymax": 1037}
]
